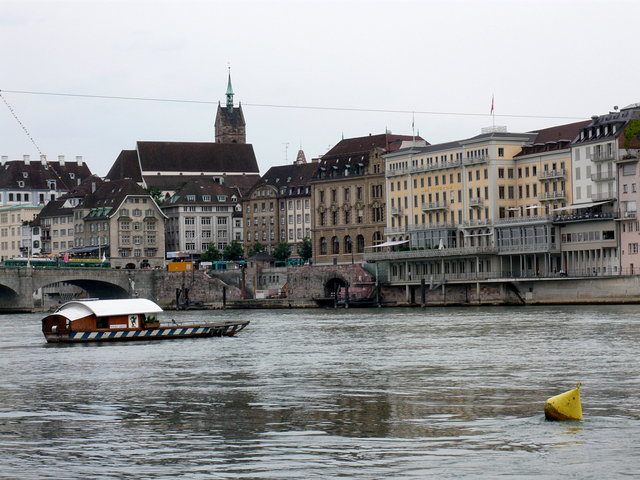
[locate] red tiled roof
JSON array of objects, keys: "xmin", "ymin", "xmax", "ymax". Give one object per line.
[{"xmin": 323, "ymin": 133, "xmax": 426, "ymax": 157}]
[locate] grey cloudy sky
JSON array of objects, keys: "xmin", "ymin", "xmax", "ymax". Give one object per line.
[{"xmin": 1, "ymin": 0, "xmax": 638, "ymax": 177}]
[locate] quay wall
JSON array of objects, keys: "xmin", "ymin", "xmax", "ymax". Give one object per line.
[
  {"xmin": 5, "ymin": 266, "xmax": 640, "ymax": 312},
  {"xmin": 380, "ymin": 275, "xmax": 640, "ymax": 306}
]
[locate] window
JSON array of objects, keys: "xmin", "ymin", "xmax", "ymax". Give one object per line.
[
  {"xmin": 320, "ymin": 237, "xmax": 327, "ymax": 255},
  {"xmin": 331, "ymin": 236, "xmax": 339, "ymax": 254},
  {"xmin": 498, "ymin": 147, "xmax": 505, "ymax": 157},
  {"xmin": 629, "ymin": 243, "xmax": 638, "ymax": 254},
  {"xmin": 344, "ymin": 236, "xmax": 352, "ymax": 253}
]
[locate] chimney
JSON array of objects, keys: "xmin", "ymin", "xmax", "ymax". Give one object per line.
[
  {"xmin": 1, "ymin": 156, "xmax": 7, "ymax": 166},
  {"xmin": 58, "ymin": 155, "xmax": 65, "ymax": 166},
  {"xmin": 40, "ymin": 154, "xmax": 47, "ymax": 165},
  {"xmin": 91, "ymin": 181, "xmax": 96, "ymax": 193},
  {"xmin": 76, "ymin": 155, "xmax": 83, "ymax": 166},
  {"xmin": 23, "ymin": 154, "xmax": 30, "ymax": 165}
]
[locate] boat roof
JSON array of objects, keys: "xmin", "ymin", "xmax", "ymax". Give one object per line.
[{"xmin": 52, "ymin": 298, "xmax": 163, "ymax": 321}]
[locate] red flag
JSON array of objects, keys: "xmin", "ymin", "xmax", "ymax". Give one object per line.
[{"xmin": 490, "ymin": 95, "xmax": 494, "ymax": 115}]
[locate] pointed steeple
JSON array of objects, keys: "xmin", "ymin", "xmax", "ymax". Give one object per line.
[
  {"xmin": 226, "ymin": 67, "xmax": 234, "ymax": 112},
  {"xmin": 295, "ymin": 149, "xmax": 307, "ymax": 165}
]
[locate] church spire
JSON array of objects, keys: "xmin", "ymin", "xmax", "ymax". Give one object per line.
[{"xmin": 226, "ymin": 67, "xmax": 234, "ymax": 112}]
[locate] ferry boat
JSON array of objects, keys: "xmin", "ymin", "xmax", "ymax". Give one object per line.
[{"xmin": 41, "ymin": 298, "xmax": 249, "ymax": 343}]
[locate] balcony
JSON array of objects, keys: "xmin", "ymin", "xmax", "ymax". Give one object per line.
[
  {"xmin": 619, "ymin": 210, "xmax": 637, "ymax": 219},
  {"xmin": 497, "ymin": 242, "xmax": 559, "ymax": 254},
  {"xmin": 592, "ymin": 191, "xmax": 615, "ymax": 202},
  {"xmin": 469, "ymin": 198, "xmax": 484, "ymax": 208},
  {"xmin": 390, "ymin": 207, "xmax": 404, "ymax": 216},
  {"xmin": 384, "ymin": 226, "xmax": 407, "ymax": 235},
  {"xmin": 590, "ymin": 171, "xmax": 615, "ymax": 182},
  {"xmin": 538, "ymin": 169, "xmax": 566, "ymax": 180},
  {"xmin": 421, "ymin": 201, "xmax": 449, "ymax": 211},
  {"xmin": 538, "ymin": 190, "xmax": 566, "ymax": 201},
  {"xmin": 463, "ymin": 156, "xmax": 489, "ymax": 166},
  {"xmin": 407, "ymin": 222, "xmax": 456, "ymax": 231},
  {"xmin": 386, "ymin": 159, "xmax": 464, "ymax": 177},
  {"xmin": 494, "ymin": 214, "xmax": 553, "ymax": 225},
  {"xmin": 460, "ymin": 219, "xmax": 492, "ymax": 228},
  {"xmin": 364, "ymin": 245, "xmax": 498, "ymax": 262},
  {"xmin": 591, "ymin": 153, "xmax": 616, "ymax": 162}
]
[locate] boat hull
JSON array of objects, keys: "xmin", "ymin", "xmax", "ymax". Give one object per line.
[{"xmin": 44, "ymin": 321, "xmax": 249, "ymax": 344}]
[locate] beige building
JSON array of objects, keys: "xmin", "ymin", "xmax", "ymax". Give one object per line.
[
  {"xmin": 376, "ymin": 123, "xmax": 586, "ymax": 284},
  {"xmin": 243, "ymin": 156, "xmax": 316, "ymax": 255},
  {"xmin": 312, "ymin": 133, "xmax": 419, "ymax": 265},
  {"xmin": 72, "ymin": 179, "xmax": 166, "ymax": 269},
  {"xmin": 0, "ymin": 204, "xmax": 42, "ymax": 260}
]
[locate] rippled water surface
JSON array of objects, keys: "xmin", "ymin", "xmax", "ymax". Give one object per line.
[{"xmin": 1, "ymin": 305, "xmax": 639, "ymax": 479}]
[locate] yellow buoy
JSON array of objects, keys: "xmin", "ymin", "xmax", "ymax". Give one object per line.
[{"xmin": 544, "ymin": 383, "xmax": 582, "ymax": 421}]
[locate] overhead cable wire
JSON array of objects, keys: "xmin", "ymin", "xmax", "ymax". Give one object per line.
[
  {"xmin": 0, "ymin": 90, "xmax": 43, "ymax": 155},
  {"xmin": 0, "ymin": 88, "xmax": 586, "ymax": 121}
]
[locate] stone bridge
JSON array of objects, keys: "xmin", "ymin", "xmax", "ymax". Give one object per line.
[{"xmin": 0, "ymin": 267, "xmax": 158, "ymax": 311}]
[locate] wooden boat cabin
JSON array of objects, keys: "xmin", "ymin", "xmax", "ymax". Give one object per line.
[
  {"xmin": 42, "ymin": 298, "xmax": 249, "ymax": 343},
  {"xmin": 42, "ymin": 299, "xmax": 163, "ymax": 342}
]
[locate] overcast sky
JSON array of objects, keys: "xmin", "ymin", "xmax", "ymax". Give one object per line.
[{"xmin": 1, "ymin": 0, "xmax": 638, "ymax": 177}]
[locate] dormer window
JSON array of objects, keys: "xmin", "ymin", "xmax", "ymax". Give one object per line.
[
  {"xmin": 17, "ymin": 181, "xmax": 24, "ymax": 188},
  {"xmin": 22, "ymin": 172, "xmax": 28, "ymax": 178},
  {"xmin": 217, "ymin": 195, "xmax": 227, "ymax": 202},
  {"xmin": 47, "ymin": 180, "xmax": 56, "ymax": 189},
  {"xmin": 202, "ymin": 195, "xmax": 211, "ymax": 202},
  {"xmin": 69, "ymin": 173, "xmax": 75, "ymax": 179},
  {"xmin": 186, "ymin": 195, "xmax": 196, "ymax": 202}
]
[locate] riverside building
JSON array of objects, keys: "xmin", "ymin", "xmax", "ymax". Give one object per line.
[
  {"xmin": 372, "ymin": 122, "xmax": 594, "ymax": 285},
  {"xmin": 243, "ymin": 152, "xmax": 316, "ymax": 255},
  {"xmin": 311, "ymin": 133, "xmax": 421, "ymax": 265}
]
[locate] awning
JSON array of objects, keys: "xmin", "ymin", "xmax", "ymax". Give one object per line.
[
  {"xmin": 553, "ymin": 200, "xmax": 612, "ymax": 212},
  {"xmin": 366, "ymin": 239, "xmax": 410, "ymax": 249}
]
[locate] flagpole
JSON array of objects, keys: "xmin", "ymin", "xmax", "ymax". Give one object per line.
[
  {"xmin": 491, "ymin": 94, "xmax": 495, "ymax": 128},
  {"xmin": 412, "ymin": 111, "xmax": 415, "ymax": 145}
]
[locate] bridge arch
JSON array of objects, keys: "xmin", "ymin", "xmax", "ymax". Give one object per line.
[
  {"xmin": 324, "ymin": 276, "xmax": 350, "ymax": 298},
  {"xmin": 0, "ymin": 283, "xmax": 22, "ymax": 310}
]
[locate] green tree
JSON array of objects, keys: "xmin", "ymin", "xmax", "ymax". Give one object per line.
[
  {"xmin": 248, "ymin": 242, "xmax": 266, "ymax": 257},
  {"xmin": 223, "ymin": 240, "xmax": 244, "ymax": 261},
  {"xmin": 145, "ymin": 185, "xmax": 163, "ymax": 204},
  {"xmin": 273, "ymin": 242, "xmax": 292, "ymax": 261},
  {"xmin": 297, "ymin": 237, "xmax": 312, "ymax": 263},
  {"xmin": 200, "ymin": 243, "xmax": 221, "ymax": 262}
]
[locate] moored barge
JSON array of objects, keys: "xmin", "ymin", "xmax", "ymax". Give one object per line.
[{"xmin": 42, "ymin": 298, "xmax": 249, "ymax": 343}]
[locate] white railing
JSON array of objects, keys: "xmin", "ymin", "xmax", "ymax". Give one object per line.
[
  {"xmin": 538, "ymin": 169, "xmax": 566, "ymax": 180},
  {"xmin": 364, "ymin": 246, "xmax": 498, "ymax": 262},
  {"xmin": 421, "ymin": 201, "xmax": 449, "ymax": 211}
]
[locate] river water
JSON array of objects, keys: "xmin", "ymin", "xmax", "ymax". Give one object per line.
[{"xmin": 0, "ymin": 305, "xmax": 639, "ymax": 479}]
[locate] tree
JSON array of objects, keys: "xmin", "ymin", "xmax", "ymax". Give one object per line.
[
  {"xmin": 223, "ymin": 240, "xmax": 244, "ymax": 261},
  {"xmin": 273, "ymin": 242, "xmax": 292, "ymax": 261},
  {"xmin": 145, "ymin": 185, "xmax": 163, "ymax": 204},
  {"xmin": 248, "ymin": 242, "xmax": 265, "ymax": 257},
  {"xmin": 297, "ymin": 237, "xmax": 312, "ymax": 263},
  {"xmin": 200, "ymin": 243, "xmax": 221, "ymax": 262}
]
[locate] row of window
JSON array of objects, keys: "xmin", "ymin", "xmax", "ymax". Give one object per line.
[
  {"xmin": 119, "ymin": 208, "xmax": 156, "ymax": 217},
  {"xmin": 318, "ymin": 207, "xmax": 383, "ymax": 226},
  {"xmin": 318, "ymin": 234, "xmax": 368, "ymax": 255},
  {"xmin": 317, "ymin": 186, "xmax": 371, "ymax": 204},
  {"xmin": 184, "ymin": 216, "xmax": 228, "ymax": 225},
  {"xmin": 120, "ymin": 235, "xmax": 156, "ymax": 245}
]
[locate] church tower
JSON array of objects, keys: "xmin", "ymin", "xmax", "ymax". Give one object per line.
[{"xmin": 214, "ymin": 69, "xmax": 246, "ymax": 144}]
